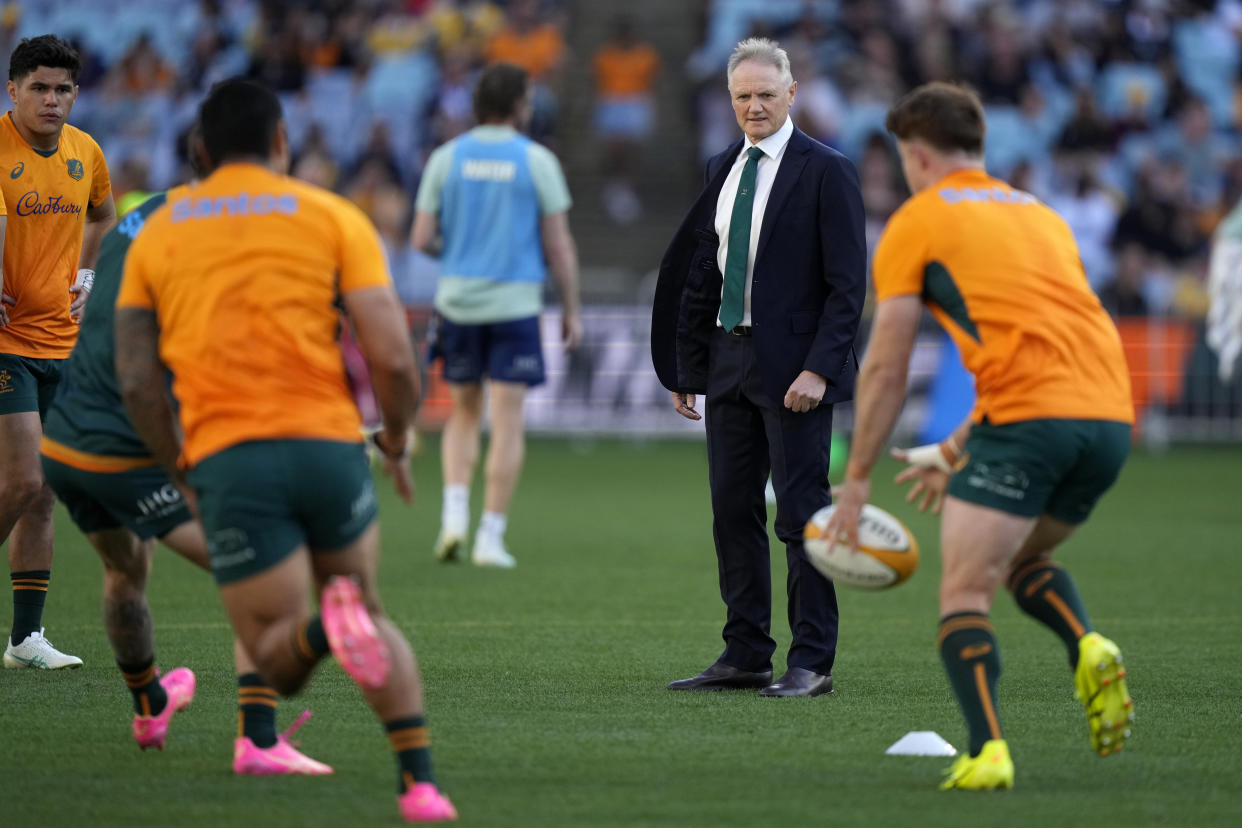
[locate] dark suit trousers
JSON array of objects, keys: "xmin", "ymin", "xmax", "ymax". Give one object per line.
[{"xmin": 704, "ymin": 328, "xmax": 839, "ymax": 675}]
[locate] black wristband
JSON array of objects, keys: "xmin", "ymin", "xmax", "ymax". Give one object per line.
[{"xmin": 370, "ymin": 430, "xmax": 408, "ymax": 460}]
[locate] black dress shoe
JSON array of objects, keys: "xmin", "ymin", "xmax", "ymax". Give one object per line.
[
  {"xmin": 667, "ymin": 662, "xmax": 774, "ymax": 692},
  {"xmin": 758, "ymin": 667, "xmax": 834, "ymax": 697}
]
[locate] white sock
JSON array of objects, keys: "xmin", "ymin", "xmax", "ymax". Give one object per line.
[
  {"xmin": 479, "ymin": 511, "xmax": 507, "ymax": 543},
  {"xmin": 442, "ymin": 484, "xmax": 469, "ymax": 535}
]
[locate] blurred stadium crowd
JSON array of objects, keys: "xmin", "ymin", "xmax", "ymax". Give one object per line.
[
  {"xmin": 690, "ymin": 0, "xmax": 1242, "ymax": 323},
  {"xmin": 3, "ymin": 0, "xmax": 571, "ymax": 306},
  {"xmin": 10, "ymin": 0, "xmax": 1240, "ymax": 319},
  {"xmin": 3, "ymin": 0, "xmax": 1240, "ymax": 428}
]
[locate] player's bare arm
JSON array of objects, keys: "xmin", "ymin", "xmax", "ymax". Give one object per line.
[
  {"xmin": 540, "ymin": 211, "xmax": 582, "ymax": 349},
  {"xmin": 79, "ymin": 193, "xmax": 116, "ymax": 268},
  {"xmin": 0, "ymin": 214, "xmax": 8, "ymax": 327},
  {"xmin": 70, "ymin": 194, "xmax": 117, "ymax": 320},
  {"xmin": 409, "ymin": 209, "xmax": 439, "ymax": 255},
  {"xmin": 342, "ymin": 285, "xmax": 421, "ymax": 504},
  {"xmin": 115, "ymin": 307, "xmax": 187, "ymax": 491},
  {"xmin": 825, "ymin": 295, "xmax": 922, "ymax": 549}
]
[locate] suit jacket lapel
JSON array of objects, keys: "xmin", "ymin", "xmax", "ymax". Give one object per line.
[{"xmin": 755, "ymin": 127, "xmax": 811, "ymax": 264}]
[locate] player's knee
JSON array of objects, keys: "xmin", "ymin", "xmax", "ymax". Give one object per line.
[
  {"xmin": 27, "ymin": 483, "xmax": 57, "ymax": 517},
  {"xmin": 101, "ymin": 542, "xmax": 151, "ymax": 581},
  {"xmin": 264, "ymin": 668, "xmax": 309, "ymax": 697},
  {"xmin": 455, "ymin": 402, "xmax": 483, "ymax": 425},
  {"xmin": 0, "ymin": 469, "xmax": 44, "ymax": 511},
  {"xmin": 102, "ymin": 560, "xmax": 149, "ymax": 597},
  {"xmin": 357, "ymin": 584, "xmax": 385, "ymax": 617},
  {"xmin": 96, "ymin": 535, "xmax": 153, "ymax": 584},
  {"xmin": 1006, "ymin": 549, "xmax": 1055, "ymax": 589},
  {"xmin": 488, "ymin": 402, "xmax": 526, "ymax": 434},
  {"xmin": 942, "ymin": 570, "xmax": 996, "ymax": 597},
  {"xmin": 454, "ymin": 389, "xmax": 484, "ymax": 419},
  {"xmin": 939, "ymin": 568, "xmax": 1000, "ymax": 613}
]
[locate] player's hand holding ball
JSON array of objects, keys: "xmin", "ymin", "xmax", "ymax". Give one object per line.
[
  {"xmin": 806, "ymin": 496, "xmax": 919, "ymax": 589},
  {"xmin": 823, "ymin": 474, "xmax": 870, "ymax": 554},
  {"xmin": 815, "ymin": 460, "xmax": 919, "ymax": 589}
]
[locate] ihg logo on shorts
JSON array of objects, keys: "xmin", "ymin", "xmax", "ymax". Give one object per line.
[{"xmin": 135, "ymin": 483, "xmax": 183, "ymax": 517}]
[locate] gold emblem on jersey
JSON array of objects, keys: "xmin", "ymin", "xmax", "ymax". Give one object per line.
[{"xmin": 67, "ymin": 159, "xmax": 83, "ymax": 181}]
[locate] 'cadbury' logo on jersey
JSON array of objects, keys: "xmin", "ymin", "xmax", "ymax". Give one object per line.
[
  {"xmin": 170, "ymin": 192, "xmax": 299, "ymax": 223},
  {"xmin": 14, "ymin": 191, "xmax": 83, "ymax": 217}
]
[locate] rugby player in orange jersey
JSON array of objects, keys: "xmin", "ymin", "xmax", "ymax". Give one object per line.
[
  {"xmin": 40, "ymin": 125, "xmax": 333, "ymax": 769},
  {"xmin": 825, "ymin": 82, "xmax": 1135, "ymax": 790},
  {"xmin": 116, "ymin": 78, "xmax": 455, "ymax": 823},
  {"xmin": 1, "ymin": 34, "xmax": 115, "ymax": 671}
]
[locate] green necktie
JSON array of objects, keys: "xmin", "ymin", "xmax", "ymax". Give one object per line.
[{"xmin": 720, "ymin": 145, "xmax": 765, "ymax": 333}]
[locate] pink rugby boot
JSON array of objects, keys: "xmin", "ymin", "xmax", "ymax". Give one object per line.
[
  {"xmin": 132, "ymin": 667, "xmax": 196, "ymax": 750},
  {"xmin": 399, "ymin": 782, "xmax": 458, "ymax": 823},
  {"xmin": 234, "ymin": 710, "xmax": 334, "ymax": 775},
  {"xmin": 321, "ymin": 575, "xmax": 390, "ymax": 689}
]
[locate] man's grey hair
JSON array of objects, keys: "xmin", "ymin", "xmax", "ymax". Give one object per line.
[{"xmin": 727, "ymin": 38, "xmax": 793, "ymax": 87}]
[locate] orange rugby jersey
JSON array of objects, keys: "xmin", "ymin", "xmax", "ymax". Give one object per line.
[
  {"xmin": 0, "ymin": 113, "xmax": 112, "ymax": 358},
  {"xmin": 484, "ymin": 25, "xmax": 565, "ymax": 80},
  {"xmin": 117, "ymin": 163, "xmax": 391, "ymax": 466},
  {"xmin": 594, "ymin": 43, "xmax": 660, "ymax": 96},
  {"xmin": 872, "ymin": 168, "xmax": 1133, "ymax": 425}
]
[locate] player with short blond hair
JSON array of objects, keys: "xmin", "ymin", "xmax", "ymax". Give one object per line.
[{"xmin": 827, "ymin": 82, "xmax": 1135, "ymax": 790}]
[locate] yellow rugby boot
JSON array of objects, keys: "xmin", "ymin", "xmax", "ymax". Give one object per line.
[
  {"xmin": 1075, "ymin": 632, "xmax": 1133, "ymax": 756},
  {"xmin": 940, "ymin": 740, "xmax": 1014, "ymax": 791}
]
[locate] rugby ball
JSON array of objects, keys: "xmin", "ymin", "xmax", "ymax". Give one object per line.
[{"xmin": 803, "ymin": 504, "xmax": 919, "ymax": 590}]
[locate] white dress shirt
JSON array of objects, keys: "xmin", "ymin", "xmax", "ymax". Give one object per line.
[{"xmin": 714, "ymin": 116, "xmax": 795, "ymax": 327}]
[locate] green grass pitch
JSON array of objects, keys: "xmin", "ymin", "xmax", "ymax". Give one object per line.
[{"xmin": 2, "ymin": 438, "xmax": 1239, "ymax": 826}]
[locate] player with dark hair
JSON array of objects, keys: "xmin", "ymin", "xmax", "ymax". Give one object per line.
[
  {"xmin": 7, "ymin": 33, "xmax": 81, "ymax": 84},
  {"xmin": 1, "ymin": 33, "xmax": 116, "ymax": 670},
  {"xmin": 115, "ymin": 77, "xmax": 455, "ymax": 822},
  {"xmin": 40, "ymin": 126, "xmax": 332, "ymax": 771},
  {"xmin": 826, "ymin": 82, "xmax": 1135, "ymax": 790},
  {"xmin": 411, "ymin": 61, "xmax": 581, "ymax": 568}
]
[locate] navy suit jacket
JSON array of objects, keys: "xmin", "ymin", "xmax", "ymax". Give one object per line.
[{"xmin": 651, "ymin": 126, "xmax": 867, "ymax": 405}]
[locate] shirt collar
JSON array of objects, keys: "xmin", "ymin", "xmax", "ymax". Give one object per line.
[
  {"xmin": 936, "ymin": 167, "xmax": 990, "ymax": 186},
  {"xmin": 472, "ymin": 124, "xmax": 518, "ymax": 138},
  {"xmin": 744, "ymin": 117, "xmax": 794, "ymax": 161}
]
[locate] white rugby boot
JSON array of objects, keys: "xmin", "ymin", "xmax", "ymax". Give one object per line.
[
  {"xmin": 471, "ymin": 534, "xmax": 516, "ymax": 569},
  {"xmin": 3, "ymin": 628, "xmax": 83, "ymax": 669}
]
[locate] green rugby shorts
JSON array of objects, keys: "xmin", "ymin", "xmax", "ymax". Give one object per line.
[
  {"xmin": 188, "ymin": 439, "xmax": 379, "ymax": 585},
  {"xmin": 947, "ymin": 418, "xmax": 1131, "ymax": 524}
]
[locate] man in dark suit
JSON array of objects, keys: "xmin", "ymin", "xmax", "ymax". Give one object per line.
[{"xmin": 651, "ymin": 38, "xmax": 866, "ymax": 697}]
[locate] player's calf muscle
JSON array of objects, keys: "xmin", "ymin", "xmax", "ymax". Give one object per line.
[{"xmin": 102, "ymin": 593, "xmax": 154, "ymax": 663}]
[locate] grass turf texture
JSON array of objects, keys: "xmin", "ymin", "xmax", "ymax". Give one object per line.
[{"xmin": 1, "ymin": 439, "xmax": 1238, "ymax": 827}]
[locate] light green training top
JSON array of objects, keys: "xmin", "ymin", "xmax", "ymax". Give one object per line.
[{"xmin": 416, "ymin": 125, "xmax": 571, "ymax": 323}]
